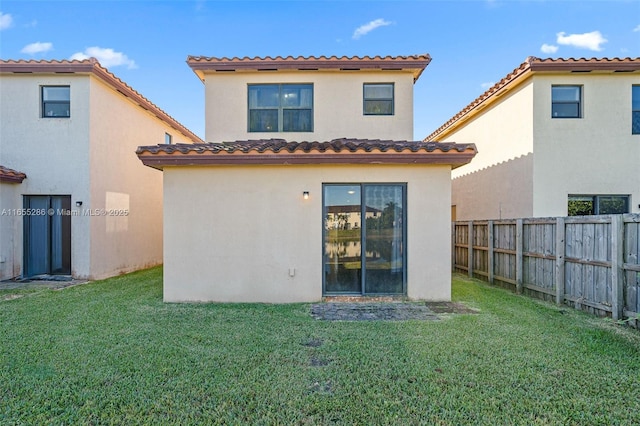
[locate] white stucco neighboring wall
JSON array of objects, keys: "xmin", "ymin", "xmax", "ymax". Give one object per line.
[
  {"xmin": 162, "ymin": 164, "xmax": 452, "ymax": 303},
  {"xmin": 0, "ymin": 73, "xmax": 92, "ymax": 277},
  {"xmin": 204, "ymin": 71, "xmax": 415, "ymax": 142},
  {"xmin": 532, "ymin": 73, "xmax": 640, "ymax": 216},
  {"xmin": 0, "ymin": 181, "xmax": 22, "ymax": 280},
  {"xmin": 442, "ymin": 80, "xmax": 535, "ymax": 220}
]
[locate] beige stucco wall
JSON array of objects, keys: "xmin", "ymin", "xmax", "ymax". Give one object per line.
[
  {"xmin": 87, "ymin": 76, "xmax": 197, "ymax": 279},
  {"xmin": 203, "ymin": 71, "xmax": 415, "ymax": 142},
  {"xmin": 162, "ymin": 164, "xmax": 452, "ymax": 303},
  {"xmin": 441, "ymin": 79, "xmax": 535, "ymax": 220},
  {"xmin": 0, "ymin": 181, "xmax": 22, "ymax": 279},
  {"xmin": 452, "ymin": 153, "xmax": 533, "ymax": 221},
  {"xmin": 0, "ymin": 73, "xmax": 92, "ymax": 278},
  {"xmin": 532, "ymin": 73, "xmax": 640, "ymax": 216}
]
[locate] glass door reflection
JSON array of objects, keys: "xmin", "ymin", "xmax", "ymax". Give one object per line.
[
  {"xmin": 324, "ymin": 185, "xmax": 362, "ymax": 293},
  {"xmin": 363, "ymin": 185, "xmax": 404, "ymax": 294}
]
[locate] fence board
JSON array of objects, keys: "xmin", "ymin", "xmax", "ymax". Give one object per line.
[{"xmin": 453, "ymin": 214, "xmax": 640, "ymax": 327}]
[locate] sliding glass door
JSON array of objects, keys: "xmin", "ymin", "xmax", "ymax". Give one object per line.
[
  {"xmin": 24, "ymin": 195, "xmax": 72, "ymax": 276},
  {"xmin": 323, "ymin": 184, "xmax": 405, "ymax": 295}
]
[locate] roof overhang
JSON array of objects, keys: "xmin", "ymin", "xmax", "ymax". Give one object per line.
[
  {"xmin": 0, "ymin": 166, "xmax": 26, "ymax": 183},
  {"xmin": 137, "ymin": 139, "xmax": 476, "ymax": 171},
  {"xmin": 187, "ymin": 55, "xmax": 432, "ymax": 83}
]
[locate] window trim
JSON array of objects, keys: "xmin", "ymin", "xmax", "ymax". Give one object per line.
[
  {"xmin": 41, "ymin": 85, "xmax": 71, "ymax": 118},
  {"xmin": 632, "ymin": 85, "xmax": 640, "ymax": 135},
  {"xmin": 551, "ymin": 85, "xmax": 582, "ymax": 119},
  {"xmin": 363, "ymin": 83, "xmax": 395, "ymax": 116},
  {"xmin": 247, "ymin": 83, "xmax": 314, "ymax": 132}
]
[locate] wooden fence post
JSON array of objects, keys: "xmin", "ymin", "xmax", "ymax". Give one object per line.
[
  {"xmin": 555, "ymin": 217, "xmax": 565, "ymax": 306},
  {"xmin": 451, "ymin": 222, "xmax": 456, "ymax": 272},
  {"xmin": 611, "ymin": 215, "xmax": 624, "ymax": 321},
  {"xmin": 516, "ymin": 219, "xmax": 523, "ymax": 294},
  {"xmin": 468, "ymin": 221, "xmax": 474, "ymax": 278},
  {"xmin": 488, "ymin": 220, "xmax": 494, "ymax": 284}
]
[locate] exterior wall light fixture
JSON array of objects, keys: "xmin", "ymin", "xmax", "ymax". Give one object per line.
[{"xmin": 303, "ymin": 191, "xmax": 309, "ymax": 200}]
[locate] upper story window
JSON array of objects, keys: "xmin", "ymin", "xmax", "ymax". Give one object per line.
[
  {"xmin": 363, "ymin": 83, "xmax": 394, "ymax": 115},
  {"xmin": 632, "ymin": 85, "xmax": 640, "ymax": 134},
  {"xmin": 551, "ymin": 85, "xmax": 581, "ymax": 118},
  {"xmin": 164, "ymin": 132, "xmax": 172, "ymax": 144},
  {"xmin": 568, "ymin": 195, "xmax": 629, "ymax": 216},
  {"xmin": 42, "ymin": 86, "xmax": 70, "ymax": 118},
  {"xmin": 248, "ymin": 84, "xmax": 313, "ymax": 132}
]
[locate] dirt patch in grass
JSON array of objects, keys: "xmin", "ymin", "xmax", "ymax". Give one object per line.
[
  {"xmin": 1, "ymin": 294, "xmax": 24, "ymax": 302},
  {"xmin": 425, "ymin": 301, "xmax": 479, "ymax": 314},
  {"xmin": 311, "ymin": 302, "xmax": 440, "ymax": 321}
]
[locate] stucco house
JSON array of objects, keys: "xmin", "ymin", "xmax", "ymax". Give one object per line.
[
  {"xmin": 137, "ymin": 55, "xmax": 477, "ymax": 303},
  {"xmin": 0, "ymin": 59, "xmax": 202, "ymax": 280},
  {"xmin": 426, "ymin": 57, "xmax": 640, "ymax": 221}
]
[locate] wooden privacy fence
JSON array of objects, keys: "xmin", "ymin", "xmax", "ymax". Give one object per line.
[{"xmin": 453, "ymin": 214, "xmax": 640, "ymax": 325}]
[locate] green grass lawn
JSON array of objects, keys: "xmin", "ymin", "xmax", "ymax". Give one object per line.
[{"xmin": 1, "ymin": 268, "xmax": 639, "ymax": 425}]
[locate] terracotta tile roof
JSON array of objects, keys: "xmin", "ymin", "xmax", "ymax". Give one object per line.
[
  {"xmin": 187, "ymin": 54, "xmax": 432, "ymax": 82},
  {"xmin": 0, "ymin": 165, "xmax": 26, "ymax": 183},
  {"xmin": 425, "ymin": 56, "xmax": 640, "ymax": 141},
  {"xmin": 136, "ymin": 138, "xmax": 477, "ymax": 170},
  {"xmin": 0, "ymin": 59, "xmax": 203, "ymax": 143}
]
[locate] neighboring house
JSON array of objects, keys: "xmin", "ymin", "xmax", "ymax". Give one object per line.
[
  {"xmin": 426, "ymin": 57, "xmax": 640, "ymax": 221},
  {"xmin": 0, "ymin": 166, "xmax": 27, "ymax": 279},
  {"xmin": 0, "ymin": 59, "xmax": 203, "ymax": 281},
  {"xmin": 137, "ymin": 55, "xmax": 477, "ymax": 303},
  {"xmin": 325, "ymin": 205, "xmax": 382, "ymax": 230}
]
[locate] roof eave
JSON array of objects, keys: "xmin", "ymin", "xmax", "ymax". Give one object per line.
[
  {"xmin": 137, "ymin": 151, "xmax": 476, "ymax": 170},
  {"xmin": 187, "ymin": 55, "xmax": 432, "ymax": 83},
  {"xmin": 0, "ymin": 174, "xmax": 26, "ymax": 183}
]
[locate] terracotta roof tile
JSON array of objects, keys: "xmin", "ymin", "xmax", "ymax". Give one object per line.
[
  {"xmin": 137, "ymin": 138, "xmax": 474, "ymax": 154},
  {"xmin": 425, "ymin": 56, "xmax": 640, "ymax": 141},
  {"xmin": 0, "ymin": 59, "xmax": 203, "ymax": 143},
  {"xmin": 187, "ymin": 54, "xmax": 432, "ymax": 82},
  {"xmin": 136, "ymin": 138, "xmax": 477, "ymax": 169},
  {"xmin": 0, "ymin": 165, "xmax": 26, "ymax": 183}
]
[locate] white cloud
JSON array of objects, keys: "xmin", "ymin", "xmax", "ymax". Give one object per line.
[
  {"xmin": 352, "ymin": 18, "xmax": 392, "ymax": 40},
  {"xmin": 480, "ymin": 82, "xmax": 495, "ymax": 90},
  {"xmin": 556, "ymin": 31, "xmax": 607, "ymax": 51},
  {"xmin": 21, "ymin": 41, "xmax": 53, "ymax": 55},
  {"xmin": 540, "ymin": 43, "xmax": 559, "ymax": 54},
  {"xmin": 0, "ymin": 12, "xmax": 13, "ymax": 30},
  {"xmin": 633, "ymin": 24, "xmax": 640, "ymax": 32},
  {"xmin": 70, "ymin": 47, "xmax": 137, "ymax": 69}
]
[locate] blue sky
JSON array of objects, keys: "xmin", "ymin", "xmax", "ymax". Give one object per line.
[{"xmin": 1, "ymin": 0, "xmax": 639, "ymax": 140}]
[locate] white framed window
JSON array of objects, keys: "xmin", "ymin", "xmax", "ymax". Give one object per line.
[
  {"xmin": 42, "ymin": 86, "xmax": 70, "ymax": 118},
  {"xmin": 248, "ymin": 84, "xmax": 313, "ymax": 132},
  {"xmin": 552, "ymin": 85, "xmax": 582, "ymax": 118},
  {"xmin": 164, "ymin": 133, "xmax": 172, "ymax": 144},
  {"xmin": 363, "ymin": 83, "xmax": 394, "ymax": 115}
]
